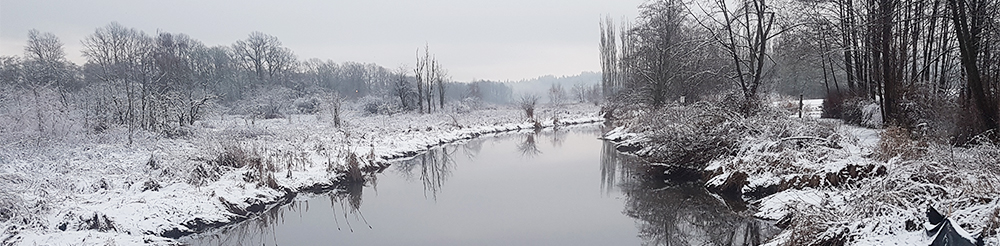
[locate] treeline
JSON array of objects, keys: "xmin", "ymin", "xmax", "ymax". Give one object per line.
[
  {"xmin": 0, "ymin": 22, "xmax": 514, "ymax": 144},
  {"xmin": 824, "ymin": 0, "xmax": 1000, "ymax": 142},
  {"xmin": 600, "ymin": 0, "xmax": 734, "ymax": 109},
  {"xmin": 601, "ymin": 0, "xmax": 1000, "ymax": 142}
]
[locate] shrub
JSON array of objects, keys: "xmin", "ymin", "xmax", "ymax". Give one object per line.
[
  {"xmin": 189, "ymin": 163, "xmax": 222, "ymax": 186},
  {"xmin": 141, "ymin": 180, "xmax": 161, "ymax": 192},
  {"xmin": 876, "ymin": 126, "xmax": 927, "ymax": 161},
  {"xmin": 0, "ymin": 190, "xmax": 43, "ymax": 228},
  {"xmin": 242, "ymin": 154, "xmax": 278, "ymax": 189},
  {"xmin": 519, "ymin": 94, "xmax": 540, "ymax": 119},
  {"xmin": 614, "ymin": 97, "xmax": 837, "ymax": 172},
  {"xmin": 785, "ymin": 205, "xmax": 848, "ymax": 246},
  {"xmin": 454, "ymin": 97, "xmax": 481, "ymax": 114},
  {"xmin": 821, "ymin": 91, "xmax": 845, "ymax": 119},
  {"xmin": 860, "ymin": 103, "xmax": 883, "ymax": 128},
  {"xmin": 214, "ymin": 146, "xmax": 249, "ymax": 168},
  {"xmin": 984, "ymin": 208, "xmax": 1000, "ymax": 238},
  {"xmin": 952, "ymin": 93, "xmax": 996, "ymax": 145},
  {"xmin": 357, "ymin": 96, "xmax": 400, "ymax": 116},
  {"xmin": 294, "ymin": 97, "xmax": 322, "ymax": 114},
  {"xmin": 625, "ymin": 102, "xmax": 744, "ymax": 170},
  {"xmin": 236, "ymin": 85, "xmax": 293, "ymax": 121},
  {"xmin": 822, "ymin": 89, "xmax": 876, "ymax": 127},
  {"xmin": 342, "ymin": 152, "xmax": 363, "ymax": 183}
]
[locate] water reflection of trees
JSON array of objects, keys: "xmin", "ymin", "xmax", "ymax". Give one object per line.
[
  {"xmin": 328, "ymin": 182, "xmax": 372, "ymax": 232},
  {"xmin": 460, "ymin": 138, "xmax": 485, "ymax": 160},
  {"xmin": 600, "ymin": 141, "xmax": 628, "ymax": 195},
  {"xmin": 548, "ymin": 127, "xmax": 568, "ymax": 148},
  {"xmin": 182, "ymin": 182, "xmax": 372, "ymax": 246},
  {"xmin": 393, "ymin": 147, "xmax": 455, "ymax": 200},
  {"xmin": 517, "ymin": 134, "xmax": 542, "ymax": 157},
  {"xmin": 601, "ymin": 141, "xmax": 779, "ymax": 246}
]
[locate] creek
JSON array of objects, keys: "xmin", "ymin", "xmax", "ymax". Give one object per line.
[{"xmin": 182, "ymin": 124, "xmax": 777, "ymax": 245}]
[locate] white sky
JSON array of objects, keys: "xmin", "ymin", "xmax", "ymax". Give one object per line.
[{"xmin": 0, "ymin": 0, "xmax": 643, "ymax": 81}]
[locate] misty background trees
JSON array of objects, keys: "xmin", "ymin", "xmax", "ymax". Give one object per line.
[
  {"xmin": 0, "ymin": 22, "xmax": 553, "ymax": 146},
  {"xmin": 601, "ymin": 0, "xmax": 1000, "ymax": 143}
]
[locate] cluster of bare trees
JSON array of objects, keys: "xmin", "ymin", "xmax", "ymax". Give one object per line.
[
  {"xmin": 413, "ymin": 45, "xmax": 448, "ymax": 113},
  {"xmin": 605, "ymin": 0, "xmax": 1000, "ymax": 140},
  {"xmin": 0, "ymin": 29, "xmax": 83, "ymax": 143},
  {"xmin": 301, "ymin": 59, "xmax": 397, "ymax": 100},
  {"xmin": 600, "ymin": 0, "xmax": 730, "ymax": 109},
  {"xmin": 570, "ymin": 83, "xmax": 603, "ymax": 104},
  {"xmin": 459, "ymin": 80, "xmax": 513, "ymax": 104},
  {"xmin": 0, "ymin": 22, "xmax": 477, "ymax": 144},
  {"xmin": 807, "ymin": 0, "xmax": 1000, "ymax": 139},
  {"xmin": 79, "ymin": 23, "xmax": 222, "ymax": 143}
]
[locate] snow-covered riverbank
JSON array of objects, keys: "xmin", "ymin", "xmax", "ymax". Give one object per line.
[
  {"xmin": 602, "ymin": 99, "xmax": 1000, "ymax": 245},
  {"xmin": 0, "ymin": 103, "xmax": 602, "ymax": 245}
]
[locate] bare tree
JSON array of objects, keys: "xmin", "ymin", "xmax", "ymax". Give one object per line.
[
  {"xmin": 232, "ymin": 32, "xmax": 297, "ymax": 86},
  {"xmin": 414, "ymin": 48, "xmax": 426, "ymax": 113},
  {"xmin": 393, "ymin": 66, "xmax": 413, "ymax": 110},
  {"xmin": 519, "ymin": 94, "xmax": 540, "ymax": 119},
  {"xmin": 327, "ymin": 91, "xmax": 344, "ymax": 127},
  {"xmin": 600, "ymin": 16, "xmax": 620, "ymax": 99},
  {"xmin": 548, "ymin": 83, "xmax": 566, "ymax": 105},
  {"xmin": 948, "ymin": 0, "xmax": 1000, "ymax": 135},
  {"xmin": 694, "ymin": 0, "xmax": 778, "ymax": 113},
  {"xmin": 155, "ymin": 32, "xmax": 218, "ymax": 126},
  {"xmin": 82, "ymin": 22, "xmax": 158, "ymax": 144},
  {"xmin": 602, "ymin": 1, "xmax": 728, "ymax": 107},
  {"xmin": 414, "ymin": 44, "xmax": 447, "ymax": 113},
  {"xmin": 435, "ymin": 61, "xmax": 447, "ymax": 110},
  {"xmin": 21, "ymin": 30, "xmax": 75, "ymax": 134},
  {"xmin": 23, "ymin": 30, "xmax": 69, "ymax": 88}
]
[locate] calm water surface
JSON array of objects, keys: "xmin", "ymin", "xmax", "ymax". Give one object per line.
[{"xmin": 183, "ymin": 125, "xmax": 775, "ymax": 245}]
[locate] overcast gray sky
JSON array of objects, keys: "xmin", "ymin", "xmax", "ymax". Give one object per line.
[{"xmin": 1, "ymin": 0, "xmax": 643, "ymax": 81}]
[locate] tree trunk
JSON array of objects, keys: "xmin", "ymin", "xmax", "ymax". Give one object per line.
[{"xmin": 948, "ymin": 0, "xmax": 1000, "ymax": 134}]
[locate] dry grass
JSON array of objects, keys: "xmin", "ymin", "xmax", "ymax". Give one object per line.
[
  {"xmin": 876, "ymin": 126, "xmax": 928, "ymax": 161},
  {"xmin": 188, "ymin": 142, "xmax": 287, "ymax": 189},
  {"xmin": 214, "ymin": 145, "xmax": 250, "ymax": 168},
  {"xmin": 0, "ymin": 190, "xmax": 45, "ymax": 231},
  {"xmin": 789, "ymin": 139, "xmax": 1000, "ymax": 244},
  {"xmin": 785, "ymin": 204, "xmax": 849, "ymax": 246},
  {"xmin": 341, "ymin": 152, "xmax": 364, "ymax": 183}
]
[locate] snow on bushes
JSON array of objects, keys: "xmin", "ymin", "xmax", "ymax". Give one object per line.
[
  {"xmin": 605, "ymin": 98, "xmax": 837, "ymax": 172},
  {"xmin": 605, "ymin": 95, "xmax": 1000, "ymax": 244},
  {"xmin": 356, "ymin": 96, "xmax": 402, "ymax": 116}
]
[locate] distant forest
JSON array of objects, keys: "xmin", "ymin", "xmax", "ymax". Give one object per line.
[{"xmin": 0, "ymin": 22, "xmax": 524, "ymax": 143}]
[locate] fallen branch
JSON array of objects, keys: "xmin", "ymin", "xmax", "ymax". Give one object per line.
[{"xmin": 778, "ymin": 136, "xmax": 829, "ymax": 142}]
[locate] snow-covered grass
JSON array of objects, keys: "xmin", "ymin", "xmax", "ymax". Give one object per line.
[
  {"xmin": 604, "ymin": 97, "xmax": 1000, "ymax": 245},
  {"xmin": 0, "ymin": 102, "xmax": 601, "ymax": 245}
]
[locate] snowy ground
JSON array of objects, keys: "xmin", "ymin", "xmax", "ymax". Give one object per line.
[
  {"xmin": 605, "ymin": 98, "xmax": 1000, "ymax": 245},
  {"xmin": 0, "ymin": 103, "xmax": 602, "ymax": 245}
]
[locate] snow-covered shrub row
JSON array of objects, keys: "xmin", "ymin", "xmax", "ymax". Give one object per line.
[{"xmin": 605, "ymin": 96, "xmax": 837, "ymax": 172}]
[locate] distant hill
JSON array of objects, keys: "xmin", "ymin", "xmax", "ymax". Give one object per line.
[{"xmin": 509, "ymin": 72, "xmax": 601, "ymax": 99}]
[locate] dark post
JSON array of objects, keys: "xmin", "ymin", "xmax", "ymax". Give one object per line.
[{"xmin": 798, "ymin": 94, "xmax": 804, "ymax": 118}]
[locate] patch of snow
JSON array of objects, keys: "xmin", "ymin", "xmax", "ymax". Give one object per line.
[{"xmin": 754, "ymin": 188, "xmax": 828, "ymax": 220}]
